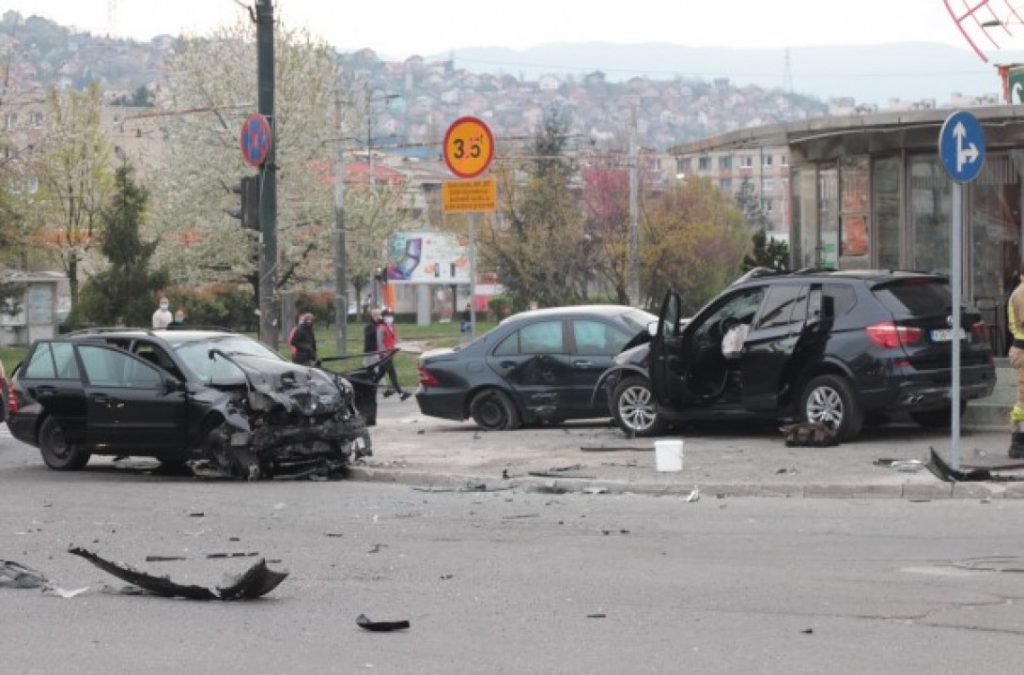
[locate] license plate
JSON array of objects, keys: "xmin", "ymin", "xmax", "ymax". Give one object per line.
[{"xmin": 929, "ymin": 328, "xmax": 967, "ymax": 342}]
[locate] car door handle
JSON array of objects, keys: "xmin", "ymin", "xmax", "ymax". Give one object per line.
[
  {"xmin": 573, "ymin": 360, "xmax": 592, "ymax": 368},
  {"xmin": 35, "ymin": 385, "xmax": 56, "ymax": 397},
  {"xmin": 90, "ymin": 393, "xmax": 109, "ymax": 404}
]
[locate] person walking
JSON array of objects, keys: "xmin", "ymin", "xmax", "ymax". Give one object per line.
[
  {"xmin": 378, "ymin": 308, "xmax": 411, "ymax": 401},
  {"xmin": 152, "ymin": 296, "xmax": 172, "ymax": 329},
  {"xmin": 1009, "ymin": 268, "xmax": 1024, "ymax": 458},
  {"xmin": 363, "ymin": 306, "xmax": 383, "ymax": 364},
  {"xmin": 291, "ymin": 313, "xmax": 317, "ymax": 366},
  {"xmin": 460, "ymin": 302, "xmax": 472, "ymax": 336}
]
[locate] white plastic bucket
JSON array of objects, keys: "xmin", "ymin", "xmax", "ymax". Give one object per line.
[{"xmin": 654, "ymin": 439, "xmax": 684, "ymax": 472}]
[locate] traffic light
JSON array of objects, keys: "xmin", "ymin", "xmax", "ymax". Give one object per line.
[{"xmin": 228, "ymin": 176, "xmax": 261, "ymax": 231}]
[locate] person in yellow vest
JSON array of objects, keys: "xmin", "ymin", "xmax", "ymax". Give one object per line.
[{"xmin": 1009, "ymin": 269, "xmax": 1024, "ymax": 458}]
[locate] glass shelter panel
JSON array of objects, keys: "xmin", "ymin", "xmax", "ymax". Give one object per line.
[
  {"xmin": 818, "ymin": 167, "xmax": 839, "ymax": 269},
  {"xmin": 839, "ymin": 156, "xmax": 870, "ymax": 269},
  {"xmin": 791, "ymin": 167, "xmax": 818, "ymax": 269},
  {"xmin": 910, "ymin": 157, "xmax": 951, "ymax": 276},
  {"xmin": 873, "ymin": 156, "xmax": 901, "ymax": 269}
]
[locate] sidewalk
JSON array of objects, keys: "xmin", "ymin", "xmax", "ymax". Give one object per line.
[{"xmin": 357, "ymin": 401, "xmax": 1024, "ymax": 500}]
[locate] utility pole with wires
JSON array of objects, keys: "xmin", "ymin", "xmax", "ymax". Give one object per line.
[
  {"xmin": 333, "ymin": 90, "xmax": 348, "ymax": 356},
  {"xmin": 255, "ymin": 0, "xmax": 278, "ymax": 348},
  {"xmin": 628, "ymin": 106, "xmax": 641, "ymax": 308}
]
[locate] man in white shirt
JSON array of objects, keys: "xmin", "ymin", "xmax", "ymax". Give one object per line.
[{"xmin": 152, "ymin": 296, "xmax": 172, "ymax": 329}]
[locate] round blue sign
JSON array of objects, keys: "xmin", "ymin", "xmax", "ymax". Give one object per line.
[
  {"xmin": 240, "ymin": 113, "xmax": 272, "ymax": 167},
  {"xmin": 938, "ymin": 111, "xmax": 985, "ymax": 184}
]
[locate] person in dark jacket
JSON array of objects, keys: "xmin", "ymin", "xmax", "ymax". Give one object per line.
[
  {"xmin": 363, "ymin": 306, "xmax": 382, "ymax": 359},
  {"xmin": 291, "ymin": 313, "xmax": 317, "ymax": 365}
]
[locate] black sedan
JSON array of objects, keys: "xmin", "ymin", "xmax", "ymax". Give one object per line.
[
  {"xmin": 7, "ymin": 329, "xmax": 371, "ymax": 479},
  {"xmin": 415, "ymin": 305, "xmax": 656, "ymax": 430}
]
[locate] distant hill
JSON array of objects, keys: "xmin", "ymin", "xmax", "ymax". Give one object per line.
[{"xmin": 434, "ymin": 42, "xmax": 1006, "ymax": 105}]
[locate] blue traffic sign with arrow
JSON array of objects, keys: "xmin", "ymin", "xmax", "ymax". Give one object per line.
[{"xmin": 938, "ymin": 111, "xmax": 985, "ymax": 184}]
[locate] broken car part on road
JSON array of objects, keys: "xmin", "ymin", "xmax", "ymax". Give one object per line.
[
  {"xmin": 356, "ymin": 614, "xmax": 411, "ymax": 632},
  {"xmin": 69, "ymin": 547, "xmax": 287, "ymax": 600}
]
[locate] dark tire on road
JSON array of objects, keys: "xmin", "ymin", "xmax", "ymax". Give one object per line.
[
  {"xmin": 800, "ymin": 374, "xmax": 863, "ymax": 442},
  {"xmin": 611, "ymin": 376, "xmax": 667, "ymax": 437},
  {"xmin": 909, "ymin": 401, "xmax": 968, "ymax": 429},
  {"xmin": 38, "ymin": 416, "xmax": 91, "ymax": 471},
  {"xmin": 470, "ymin": 388, "xmax": 521, "ymax": 431}
]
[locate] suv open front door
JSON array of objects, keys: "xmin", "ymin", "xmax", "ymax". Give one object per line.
[{"xmin": 651, "ymin": 291, "xmax": 686, "ymax": 409}]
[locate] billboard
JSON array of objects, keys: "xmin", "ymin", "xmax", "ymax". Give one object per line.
[{"xmin": 386, "ymin": 231, "xmax": 470, "ymax": 284}]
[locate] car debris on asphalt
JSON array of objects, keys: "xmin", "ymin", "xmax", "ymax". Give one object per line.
[
  {"xmin": 873, "ymin": 458, "xmax": 925, "ymax": 472},
  {"xmin": 1, "ymin": 560, "xmax": 89, "ymax": 598},
  {"xmin": 69, "ymin": 547, "xmax": 287, "ymax": 600},
  {"xmin": 780, "ymin": 422, "xmax": 839, "ymax": 447},
  {"xmin": 356, "ymin": 614, "xmax": 410, "ymax": 632}
]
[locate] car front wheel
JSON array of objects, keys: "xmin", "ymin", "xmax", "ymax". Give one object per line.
[
  {"xmin": 612, "ymin": 376, "xmax": 667, "ymax": 437},
  {"xmin": 38, "ymin": 416, "xmax": 91, "ymax": 471},
  {"xmin": 800, "ymin": 374, "xmax": 863, "ymax": 442},
  {"xmin": 470, "ymin": 388, "xmax": 521, "ymax": 431}
]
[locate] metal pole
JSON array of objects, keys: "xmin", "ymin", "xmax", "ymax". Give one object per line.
[
  {"xmin": 951, "ymin": 182, "xmax": 962, "ymax": 470},
  {"xmin": 255, "ymin": 0, "xmax": 278, "ymax": 349},
  {"xmin": 333, "ymin": 91, "xmax": 348, "ymax": 356},
  {"xmin": 469, "ymin": 213, "xmax": 478, "ymax": 339},
  {"xmin": 628, "ymin": 107, "xmax": 640, "ymax": 307}
]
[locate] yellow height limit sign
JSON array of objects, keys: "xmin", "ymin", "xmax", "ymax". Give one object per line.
[
  {"xmin": 443, "ymin": 178, "xmax": 497, "ymax": 213},
  {"xmin": 443, "ymin": 116, "xmax": 494, "ymax": 180}
]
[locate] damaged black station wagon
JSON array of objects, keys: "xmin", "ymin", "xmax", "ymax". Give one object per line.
[{"xmin": 6, "ymin": 329, "xmax": 371, "ymax": 479}]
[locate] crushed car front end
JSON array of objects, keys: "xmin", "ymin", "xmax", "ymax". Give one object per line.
[{"xmin": 190, "ymin": 351, "xmax": 370, "ymax": 480}]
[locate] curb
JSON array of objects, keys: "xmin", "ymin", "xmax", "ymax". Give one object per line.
[{"xmin": 346, "ymin": 466, "xmax": 1014, "ymax": 500}]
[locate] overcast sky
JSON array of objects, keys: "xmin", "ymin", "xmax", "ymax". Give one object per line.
[{"xmin": 2, "ymin": 0, "xmax": 984, "ymax": 57}]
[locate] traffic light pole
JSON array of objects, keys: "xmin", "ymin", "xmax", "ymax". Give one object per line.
[{"xmin": 255, "ymin": 0, "xmax": 278, "ymax": 349}]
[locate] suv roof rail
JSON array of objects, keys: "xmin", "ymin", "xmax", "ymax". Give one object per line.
[
  {"xmin": 792, "ymin": 267, "xmax": 835, "ymax": 275},
  {"xmin": 163, "ymin": 324, "xmax": 234, "ymax": 332},
  {"xmin": 65, "ymin": 326, "xmax": 156, "ymax": 337},
  {"xmin": 730, "ymin": 266, "xmax": 783, "ymax": 286}
]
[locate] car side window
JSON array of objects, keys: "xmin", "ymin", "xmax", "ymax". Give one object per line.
[
  {"xmin": 133, "ymin": 341, "xmax": 184, "ymax": 380},
  {"xmin": 519, "ymin": 320, "xmax": 565, "ymax": 354},
  {"xmin": 694, "ymin": 288, "xmax": 766, "ymax": 341},
  {"xmin": 79, "ymin": 344, "xmax": 162, "ymax": 389},
  {"xmin": 573, "ymin": 320, "xmax": 628, "ymax": 356},
  {"xmin": 756, "ymin": 285, "xmax": 809, "ymax": 329},
  {"xmin": 23, "ymin": 343, "xmax": 56, "ymax": 379},
  {"xmin": 493, "ymin": 331, "xmax": 519, "ymax": 356},
  {"xmin": 50, "ymin": 342, "xmax": 80, "ymax": 380}
]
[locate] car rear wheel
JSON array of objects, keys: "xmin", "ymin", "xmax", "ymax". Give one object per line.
[
  {"xmin": 470, "ymin": 388, "xmax": 520, "ymax": 431},
  {"xmin": 38, "ymin": 416, "xmax": 91, "ymax": 471},
  {"xmin": 612, "ymin": 376, "xmax": 667, "ymax": 437},
  {"xmin": 800, "ymin": 374, "xmax": 863, "ymax": 442},
  {"xmin": 909, "ymin": 401, "xmax": 968, "ymax": 429}
]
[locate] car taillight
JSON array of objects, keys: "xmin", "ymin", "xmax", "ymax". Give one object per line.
[
  {"xmin": 4, "ymin": 378, "xmax": 16, "ymax": 415},
  {"xmin": 866, "ymin": 321, "xmax": 923, "ymax": 349},
  {"xmin": 418, "ymin": 364, "xmax": 439, "ymax": 387},
  {"xmin": 970, "ymin": 320, "xmax": 989, "ymax": 344}
]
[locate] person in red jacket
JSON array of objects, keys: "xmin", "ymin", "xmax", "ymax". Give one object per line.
[{"xmin": 377, "ymin": 308, "xmax": 411, "ymax": 401}]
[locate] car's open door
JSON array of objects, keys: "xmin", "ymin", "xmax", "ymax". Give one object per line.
[{"xmin": 651, "ymin": 290, "xmax": 686, "ymax": 408}]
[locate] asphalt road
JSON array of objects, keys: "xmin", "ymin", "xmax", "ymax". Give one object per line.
[{"xmin": 3, "ymin": 425, "xmax": 1024, "ymax": 674}]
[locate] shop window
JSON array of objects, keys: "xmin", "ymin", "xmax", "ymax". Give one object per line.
[
  {"xmin": 818, "ymin": 167, "xmax": 839, "ymax": 269},
  {"xmin": 839, "ymin": 156, "xmax": 870, "ymax": 269},
  {"xmin": 791, "ymin": 167, "xmax": 818, "ymax": 269}
]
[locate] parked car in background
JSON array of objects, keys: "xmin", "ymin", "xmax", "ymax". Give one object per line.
[
  {"xmin": 416, "ymin": 305, "xmax": 657, "ymax": 430},
  {"xmin": 6, "ymin": 329, "xmax": 371, "ymax": 478},
  {"xmin": 596, "ymin": 269, "xmax": 996, "ymax": 440}
]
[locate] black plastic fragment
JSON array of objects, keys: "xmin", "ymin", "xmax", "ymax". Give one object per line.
[
  {"xmin": 925, "ymin": 447, "xmax": 992, "ymax": 482},
  {"xmin": 356, "ymin": 614, "xmax": 410, "ymax": 632},
  {"xmin": 69, "ymin": 547, "xmax": 286, "ymax": 601}
]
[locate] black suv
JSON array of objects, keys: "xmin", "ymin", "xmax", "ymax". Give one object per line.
[
  {"xmin": 6, "ymin": 329, "xmax": 370, "ymax": 478},
  {"xmin": 595, "ymin": 270, "xmax": 996, "ymax": 440}
]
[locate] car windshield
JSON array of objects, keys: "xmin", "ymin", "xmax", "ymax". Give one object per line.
[{"xmin": 174, "ymin": 335, "xmax": 281, "ymax": 383}]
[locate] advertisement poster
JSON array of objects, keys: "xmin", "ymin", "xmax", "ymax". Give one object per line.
[{"xmin": 386, "ymin": 231, "xmax": 470, "ymax": 284}]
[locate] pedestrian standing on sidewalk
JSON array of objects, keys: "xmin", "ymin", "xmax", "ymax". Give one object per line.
[
  {"xmin": 291, "ymin": 313, "xmax": 317, "ymax": 366},
  {"xmin": 1009, "ymin": 268, "xmax": 1024, "ymax": 457},
  {"xmin": 152, "ymin": 296, "xmax": 172, "ymax": 329},
  {"xmin": 378, "ymin": 308, "xmax": 411, "ymax": 401}
]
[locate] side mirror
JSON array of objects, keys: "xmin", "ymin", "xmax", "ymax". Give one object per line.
[{"xmin": 164, "ymin": 377, "xmax": 184, "ymax": 393}]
